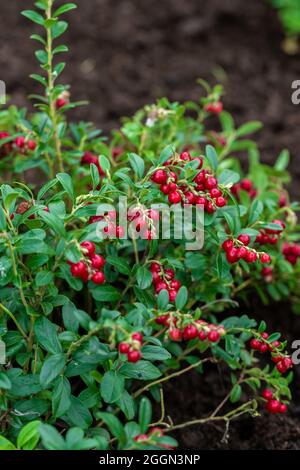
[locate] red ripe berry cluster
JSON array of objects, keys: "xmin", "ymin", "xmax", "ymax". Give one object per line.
[
  {"xmin": 151, "ymin": 151, "xmax": 227, "ymax": 213},
  {"xmin": 204, "ymin": 101, "xmax": 223, "ymax": 114},
  {"xmin": 150, "ymin": 262, "xmax": 181, "ymax": 303},
  {"xmin": 118, "ymin": 332, "xmax": 143, "ymax": 363},
  {"xmin": 250, "ymin": 332, "xmax": 293, "ymax": 374},
  {"xmin": 0, "ymin": 132, "xmax": 36, "ymax": 157},
  {"xmin": 127, "ymin": 207, "xmax": 160, "ymax": 240},
  {"xmin": 69, "ymin": 241, "xmax": 106, "ymax": 284},
  {"xmin": 282, "ymin": 242, "xmax": 300, "ymax": 265},
  {"xmin": 81, "ymin": 151, "xmax": 105, "ymax": 176},
  {"xmin": 231, "ymin": 178, "xmax": 257, "ymax": 200},
  {"xmin": 262, "ymin": 389, "xmax": 287, "ymax": 414},
  {"xmin": 222, "ymin": 234, "xmax": 271, "ymax": 264},
  {"xmin": 256, "ymin": 220, "xmax": 285, "ymax": 246},
  {"xmin": 88, "ymin": 210, "xmax": 125, "ymax": 239},
  {"xmin": 156, "ymin": 315, "xmax": 225, "ymax": 344}
]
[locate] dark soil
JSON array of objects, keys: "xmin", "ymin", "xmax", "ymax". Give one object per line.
[{"xmin": 1, "ymin": 0, "xmax": 300, "ymax": 450}]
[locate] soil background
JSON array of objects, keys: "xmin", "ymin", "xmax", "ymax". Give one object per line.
[{"xmin": 1, "ymin": 0, "xmax": 300, "ymax": 449}]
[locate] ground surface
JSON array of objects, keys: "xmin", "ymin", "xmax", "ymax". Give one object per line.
[{"xmin": 1, "ymin": 0, "xmax": 300, "ymax": 449}]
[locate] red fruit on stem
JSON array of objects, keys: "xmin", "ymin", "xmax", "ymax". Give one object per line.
[
  {"xmin": 164, "ymin": 268, "xmax": 174, "ymax": 280},
  {"xmin": 262, "ymin": 389, "xmax": 273, "ymax": 401},
  {"xmin": 278, "ymin": 403, "xmax": 287, "ymax": 414},
  {"xmin": 27, "ymin": 140, "xmax": 36, "ymax": 151},
  {"xmin": 266, "ymin": 399, "xmax": 280, "ymax": 414},
  {"xmin": 90, "ymin": 254, "xmax": 106, "ymax": 269},
  {"xmin": 183, "ymin": 324, "xmax": 198, "ymax": 340},
  {"xmin": 241, "ymin": 179, "xmax": 253, "ymax": 191},
  {"xmin": 169, "ymin": 328, "xmax": 182, "ymax": 342},
  {"xmin": 250, "ymin": 338, "xmax": 261, "ymax": 350},
  {"xmin": 168, "ymin": 191, "xmax": 182, "ymax": 204},
  {"xmin": 180, "ymin": 151, "xmax": 191, "ymax": 161},
  {"xmin": 245, "ymin": 251, "xmax": 258, "ymax": 263},
  {"xmin": 210, "ymin": 188, "xmax": 222, "ymax": 198},
  {"xmin": 127, "ymin": 350, "xmax": 141, "ymax": 363},
  {"xmin": 151, "ymin": 169, "xmax": 168, "ymax": 184},
  {"xmin": 205, "ymin": 201, "xmax": 215, "ymax": 214},
  {"xmin": 216, "ymin": 196, "xmax": 227, "ymax": 207},
  {"xmin": 205, "ymin": 177, "xmax": 217, "ymax": 190},
  {"xmin": 91, "ymin": 271, "xmax": 105, "ymax": 285},
  {"xmin": 132, "ymin": 332, "xmax": 143, "ymax": 343},
  {"xmin": 70, "ymin": 262, "xmax": 88, "ymax": 280},
  {"xmin": 226, "ymin": 247, "xmax": 239, "ymax": 264},
  {"xmin": 168, "ymin": 289, "xmax": 178, "ymax": 302},
  {"xmin": 119, "ymin": 342, "xmax": 130, "ymax": 354},
  {"xmin": 170, "ymin": 279, "xmax": 181, "ymax": 290},
  {"xmin": 198, "ymin": 330, "xmax": 207, "ymax": 341},
  {"xmin": 237, "ymin": 234, "xmax": 251, "ymax": 246},
  {"xmin": 208, "ymin": 330, "xmax": 220, "ymax": 342},
  {"xmin": 237, "ymin": 246, "xmax": 248, "ymax": 260},
  {"xmin": 155, "ymin": 281, "xmax": 168, "ymax": 293},
  {"xmin": 222, "ymin": 239, "xmax": 234, "ymax": 252},
  {"xmin": 80, "ymin": 241, "xmax": 96, "ymax": 256},
  {"xmin": 151, "ymin": 262, "xmax": 161, "ymax": 273}
]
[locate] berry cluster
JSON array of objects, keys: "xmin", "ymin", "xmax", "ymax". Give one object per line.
[
  {"xmin": 127, "ymin": 207, "xmax": 160, "ymax": 240},
  {"xmin": 222, "ymin": 234, "xmax": 271, "ymax": 264},
  {"xmin": 151, "ymin": 263, "xmax": 181, "ymax": 303},
  {"xmin": 88, "ymin": 210, "xmax": 125, "ymax": 239},
  {"xmin": 156, "ymin": 314, "xmax": 225, "ymax": 344},
  {"xmin": 250, "ymin": 332, "xmax": 293, "ymax": 374},
  {"xmin": 81, "ymin": 151, "xmax": 105, "ymax": 176},
  {"xmin": 0, "ymin": 131, "xmax": 36, "ymax": 157},
  {"xmin": 69, "ymin": 241, "xmax": 106, "ymax": 284},
  {"xmin": 151, "ymin": 151, "xmax": 227, "ymax": 213},
  {"xmin": 204, "ymin": 101, "xmax": 223, "ymax": 114},
  {"xmin": 282, "ymin": 242, "xmax": 300, "ymax": 265},
  {"xmin": 118, "ymin": 332, "xmax": 143, "ymax": 363},
  {"xmin": 262, "ymin": 389, "xmax": 287, "ymax": 414},
  {"xmin": 256, "ymin": 220, "xmax": 285, "ymax": 246},
  {"xmin": 231, "ymin": 179, "xmax": 257, "ymax": 200}
]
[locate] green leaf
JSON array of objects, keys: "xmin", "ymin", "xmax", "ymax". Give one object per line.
[
  {"xmin": 0, "ymin": 436, "xmax": 17, "ymax": 450},
  {"xmin": 159, "ymin": 145, "xmax": 175, "ymax": 164},
  {"xmin": 139, "ymin": 397, "xmax": 152, "ymax": 433},
  {"xmin": 52, "ymin": 377, "xmax": 71, "ymax": 418},
  {"xmin": 51, "ymin": 21, "xmax": 68, "ymax": 39},
  {"xmin": 106, "ymin": 256, "xmax": 131, "ymax": 275},
  {"xmin": 64, "ymin": 396, "xmax": 92, "ymax": 430},
  {"xmin": 17, "ymin": 421, "xmax": 41, "ymax": 450},
  {"xmin": 39, "ymin": 424, "xmax": 65, "ymax": 450},
  {"xmin": 230, "ymin": 384, "xmax": 242, "ymax": 403},
  {"xmin": 236, "ymin": 121, "xmax": 262, "ymax": 138},
  {"xmin": 90, "ymin": 163, "xmax": 100, "ymax": 190},
  {"xmin": 40, "ymin": 353, "xmax": 66, "ymax": 387},
  {"xmin": 91, "ymin": 285, "xmax": 120, "ymax": 302},
  {"xmin": 57, "ymin": 173, "xmax": 74, "ymax": 202},
  {"xmin": 0, "ymin": 372, "xmax": 11, "ymax": 390},
  {"xmin": 136, "ymin": 266, "xmax": 153, "ymax": 289},
  {"xmin": 101, "ymin": 371, "xmax": 125, "ymax": 404},
  {"xmin": 34, "ymin": 317, "xmax": 62, "ymax": 354},
  {"xmin": 157, "ymin": 289, "xmax": 169, "ymax": 309},
  {"xmin": 97, "ymin": 412, "xmax": 126, "ymax": 446},
  {"xmin": 205, "ymin": 145, "xmax": 218, "ymax": 171},
  {"xmin": 128, "ymin": 153, "xmax": 145, "ymax": 179},
  {"xmin": 248, "ymin": 199, "xmax": 263, "ymax": 225},
  {"xmin": 116, "ymin": 391, "xmax": 135, "ymax": 420},
  {"xmin": 35, "ymin": 270, "xmax": 54, "ymax": 287},
  {"xmin": 39, "ymin": 210, "xmax": 66, "ymax": 237},
  {"xmin": 141, "ymin": 345, "xmax": 171, "ymax": 361},
  {"xmin": 175, "ymin": 286, "xmax": 188, "ymax": 310},
  {"xmin": 53, "ymin": 3, "xmax": 77, "ymax": 17},
  {"xmin": 21, "ymin": 10, "xmax": 44, "ymax": 25},
  {"xmin": 275, "ymin": 149, "xmax": 290, "ymax": 171},
  {"xmin": 99, "ymin": 155, "xmax": 111, "ymax": 173},
  {"xmin": 218, "ymin": 169, "xmax": 240, "ymax": 187},
  {"xmin": 119, "ymin": 361, "xmax": 161, "ymax": 380}
]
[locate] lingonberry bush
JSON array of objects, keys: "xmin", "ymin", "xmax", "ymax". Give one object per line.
[{"xmin": 0, "ymin": 0, "xmax": 298, "ymax": 451}]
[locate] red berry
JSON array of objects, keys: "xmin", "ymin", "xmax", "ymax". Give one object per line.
[
  {"xmin": 237, "ymin": 234, "xmax": 251, "ymax": 246},
  {"xmin": 183, "ymin": 324, "xmax": 198, "ymax": 340},
  {"xmin": 271, "ymin": 355, "xmax": 282, "ymax": 364},
  {"xmin": 222, "ymin": 239, "xmax": 234, "ymax": 252},
  {"xmin": 168, "ymin": 191, "xmax": 182, "ymax": 204},
  {"xmin": 259, "ymin": 343, "xmax": 268, "ymax": 353},
  {"xmin": 195, "ymin": 196, "xmax": 207, "ymax": 206},
  {"xmin": 245, "ymin": 251, "xmax": 258, "ymax": 263},
  {"xmin": 237, "ymin": 246, "xmax": 248, "ymax": 260},
  {"xmin": 180, "ymin": 151, "xmax": 191, "ymax": 161},
  {"xmin": 250, "ymin": 338, "xmax": 261, "ymax": 350},
  {"xmin": 266, "ymin": 399, "xmax": 280, "ymax": 414},
  {"xmin": 164, "ymin": 268, "xmax": 174, "ymax": 280},
  {"xmin": 210, "ymin": 188, "xmax": 222, "ymax": 198},
  {"xmin": 168, "ymin": 289, "xmax": 178, "ymax": 302},
  {"xmin": 155, "ymin": 281, "xmax": 168, "ymax": 293},
  {"xmin": 278, "ymin": 403, "xmax": 287, "ymax": 414},
  {"xmin": 276, "ymin": 362, "xmax": 287, "ymax": 374},
  {"xmin": 127, "ymin": 350, "xmax": 141, "ymax": 363},
  {"xmin": 27, "ymin": 140, "xmax": 36, "ymax": 151},
  {"xmin": 151, "ymin": 262, "xmax": 161, "ymax": 273},
  {"xmin": 119, "ymin": 342, "xmax": 130, "ymax": 354},
  {"xmin": 70, "ymin": 261, "xmax": 88, "ymax": 279},
  {"xmin": 91, "ymin": 271, "xmax": 105, "ymax": 285},
  {"xmin": 205, "ymin": 177, "xmax": 218, "ymax": 190},
  {"xmin": 208, "ymin": 330, "xmax": 220, "ymax": 342},
  {"xmin": 80, "ymin": 241, "xmax": 96, "ymax": 256},
  {"xmin": 160, "ymin": 183, "xmax": 171, "ymax": 194},
  {"xmin": 15, "ymin": 136, "xmax": 25, "ymax": 148},
  {"xmin": 262, "ymin": 389, "xmax": 273, "ymax": 401},
  {"xmin": 169, "ymin": 328, "xmax": 182, "ymax": 342},
  {"xmin": 205, "ymin": 201, "xmax": 216, "ymax": 214},
  {"xmin": 226, "ymin": 248, "xmax": 239, "ymax": 264},
  {"xmin": 170, "ymin": 279, "xmax": 181, "ymax": 290},
  {"xmin": 215, "ymin": 196, "xmax": 227, "ymax": 207},
  {"xmin": 261, "ymin": 332, "xmax": 269, "ymax": 339},
  {"xmin": 198, "ymin": 330, "xmax": 207, "ymax": 341},
  {"xmin": 56, "ymin": 98, "xmax": 67, "ymax": 109},
  {"xmin": 183, "ymin": 191, "xmax": 196, "ymax": 204},
  {"xmin": 282, "ymin": 357, "xmax": 293, "ymax": 369},
  {"xmin": 152, "ymin": 169, "xmax": 168, "ymax": 184},
  {"xmin": 156, "ymin": 315, "xmax": 169, "ymax": 325},
  {"xmin": 132, "ymin": 332, "xmax": 143, "ymax": 343},
  {"xmin": 241, "ymin": 179, "xmax": 253, "ymax": 191},
  {"xmin": 90, "ymin": 254, "xmax": 106, "ymax": 269}
]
